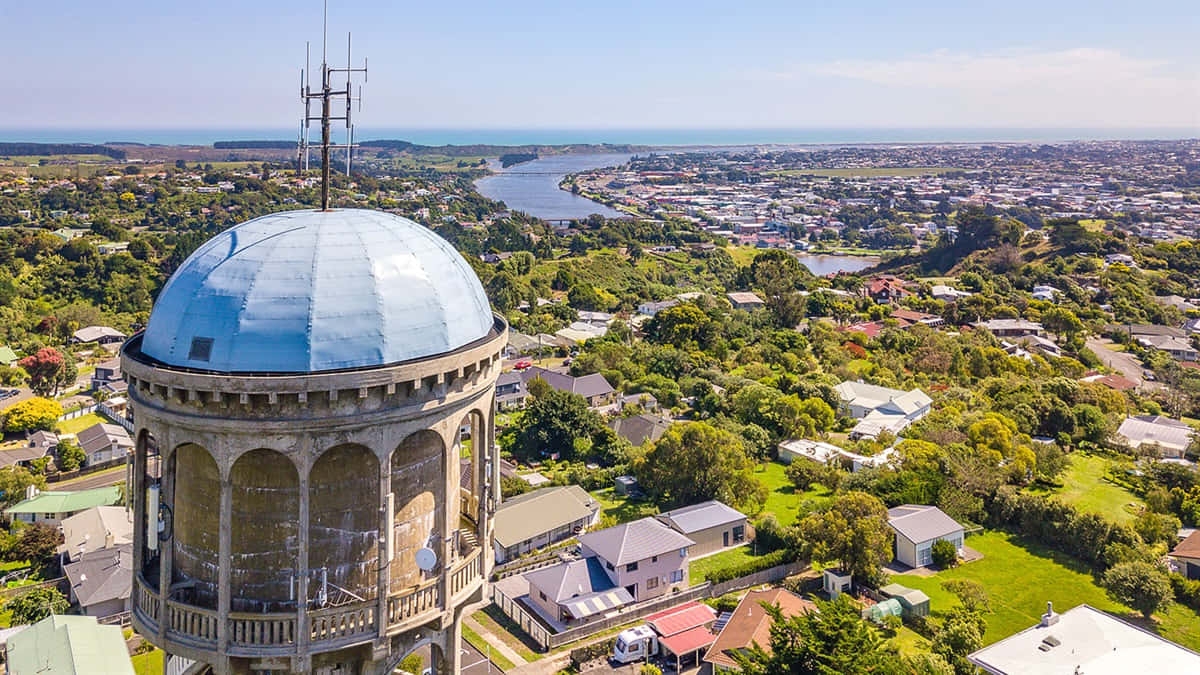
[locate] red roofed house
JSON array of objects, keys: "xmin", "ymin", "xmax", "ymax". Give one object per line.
[
  {"xmin": 867, "ymin": 275, "xmax": 912, "ymax": 304},
  {"xmin": 644, "ymin": 601, "xmax": 718, "ymax": 671}
]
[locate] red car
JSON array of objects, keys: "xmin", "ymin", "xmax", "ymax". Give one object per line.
[{"xmin": 513, "ymin": 360, "xmax": 532, "ymax": 370}]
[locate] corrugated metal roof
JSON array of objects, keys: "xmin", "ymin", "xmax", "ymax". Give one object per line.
[
  {"xmin": 140, "ymin": 209, "xmax": 493, "ymax": 373},
  {"xmin": 4, "ymin": 486, "xmax": 122, "ymax": 516}
]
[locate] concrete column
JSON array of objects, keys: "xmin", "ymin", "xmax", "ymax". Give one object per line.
[
  {"xmin": 157, "ymin": 446, "xmax": 174, "ymax": 644},
  {"xmin": 444, "ymin": 613, "xmax": 464, "ymax": 674},
  {"xmin": 216, "ymin": 460, "xmax": 232, "ymax": 654},
  {"xmin": 132, "ymin": 430, "xmax": 146, "ymax": 604},
  {"xmin": 376, "ymin": 454, "xmax": 391, "ymax": 639},
  {"xmin": 440, "ymin": 422, "xmax": 455, "ymax": 606},
  {"xmin": 296, "ymin": 440, "xmax": 311, "ymax": 659}
]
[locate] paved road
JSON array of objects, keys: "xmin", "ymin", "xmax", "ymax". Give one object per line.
[
  {"xmin": 51, "ymin": 466, "xmax": 126, "ymax": 491},
  {"xmin": 1086, "ymin": 337, "xmax": 1156, "ymax": 389},
  {"xmin": 461, "ymin": 640, "xmax": 507, "ymax": 674}
]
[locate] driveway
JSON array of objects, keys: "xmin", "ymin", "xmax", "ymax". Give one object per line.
[{"xmin": 1086, "ymin": 338, "xmax": 1154, "ymax": 390}]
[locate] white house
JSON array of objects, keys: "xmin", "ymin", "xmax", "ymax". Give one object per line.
[
  {"xmin": 887, "ymin": 504, "xmax": 964, "ymax": 568},
  {"xmin": 777, "ymin": 438, "xmax": 897, "ymax": 472},
  {"xmin": 931, "ymin": 285, "xmax": 972, "ymax": 302},
  {"xmin": 834, "ymin": 381, "xmax": 932, "ymax": 440},
  {"xmin": 1115, "ymin": 415, "xmax": 1194, "ymax": 459}
]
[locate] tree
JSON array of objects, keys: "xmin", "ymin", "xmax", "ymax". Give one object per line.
[
  {"xmin": 1102, "ymin": 561, "xmax": 1173, "ymax": 619},
  {"xmin": 1041, "ymin": 306, "xmax": 1085, "ymax": 342},
  {"xmin": 508, "ymin": 389, "xmax": 601, "ymax": 462},
  {"xmin": 3, "ymin": 397, "xmax": 63, "ymax": 433},
  {"xmin": 931, "ymin": 539, "xmax": 958, "ymax": 568},
  {"xmin": 731, "ymin": 595, "xmax": 899, "ymax": 674},
  {"xmin": 795, "ymin": 491, "xmax": 893, "ymax": 584},
  {"xmin": 634, "ymin": 422, "xmax": 767, "ymax": 512},
  {"xmin": 17, "ymin": 348, "xmax": 66, "ymax": 397},
  {"xmin": 4, "ymin": 586, "xmax": 69, "ymax": 625},
  {"xmin": 56, "ymin": 439, "xmax": 85, "ymax": 472},
  {"xmin": 0, "ymin": 467, "xmax": 45, "ymax": 510},
  {"xmin": 941, "ymin": 579, "xmax": 990, "ymax": 614},
  {"xmin": 931, "ymin": 610, "xmax": 985, "ymax": 674},
  {"xmin": 398, "ymin": 654, "xmax": 422, "ymax": 675},
  {"xmin": 11, "ymin": 523, "xmax": 63, "ymax": 565}
]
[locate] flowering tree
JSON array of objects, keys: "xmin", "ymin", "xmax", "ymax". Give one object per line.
[{"xmin": 18, "ymin": 347, "xmax": 66, "ymax": 397}]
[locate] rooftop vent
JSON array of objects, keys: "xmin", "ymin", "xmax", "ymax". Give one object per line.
[{"xmin": 1040, "ymin": 601, "xmax": 1059, "ymax": 627}]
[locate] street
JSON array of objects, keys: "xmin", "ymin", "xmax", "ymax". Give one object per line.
[
  {"xmin": 461, "ymin": 640, "xmax": 506, "ymax": 673},
  {"xmin": 1085, "ymin": 337, "xmax": 1157, "ymax": 390}
]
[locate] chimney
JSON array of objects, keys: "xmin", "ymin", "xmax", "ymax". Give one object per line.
[{"xmin": 1041, "ymin": 601, "xmax": 1059, "ymax": 627}]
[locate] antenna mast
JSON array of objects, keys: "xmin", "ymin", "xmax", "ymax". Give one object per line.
[{"xmin": 299, "ymin": 0, "xmax": 367, "ymax": 210}]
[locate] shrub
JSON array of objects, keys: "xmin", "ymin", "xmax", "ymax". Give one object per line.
[
  {"xmin": 1169, "ymin": 573, "xmax": 1200, "ymax": 612},
  {"xmin": 1102, "ymin": 561, "xmax": 1173, "ymax": 618},
  {"xmin": 931, "ymin": 539, "xmax": 958, "ymax": 568},
  {"xmin": 570, "ymin": 637, "xmax": 616, "ymax": 667},
  {"xmin": 4, "ymin": 586, "xmax": 68, "ymax": 625},
  {"xmin": 705, "ymin": 549, "xmax": 791, "ymax": 584}
]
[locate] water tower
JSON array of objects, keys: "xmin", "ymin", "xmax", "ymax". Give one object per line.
[{"xmin": 124, "ymin": 208, "xmax": 506, "ymax": 674}]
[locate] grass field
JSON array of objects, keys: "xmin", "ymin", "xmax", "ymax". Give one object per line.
[
  {"xmin": 474, "ymin": 606, "xmax": 541, "ymax": 661},
  {"xmin": 772, "ymin": 167, "xmax": 964, "ymax": 178},
  {"xmin": 55, "ymin": 412, "xmax": 105, "ymax": 435},
  {"xmin": 463, "ymin": 621, "xmax": 517, "ymax": 670},
  {"xmin": 755, "ymin": 461, "xmax": 834, "ymax": 526},
  {"xmin": 1025, "ymin": 452, "xmax": 1142, "ymax": 524},
  {"xmin": 891, "ymin": 531, "xmax": 1200, "ymax": 649},
  {"xmin": 590, "ymin": 487, "xmax": 660, "ymax": 525},
  {"xmin": 131, "ymin": 649, "xmax": 165, "ymax": 675},
  {"xmin": 689, "ymin": 544, "xmax": 769, "ymax": 585}
]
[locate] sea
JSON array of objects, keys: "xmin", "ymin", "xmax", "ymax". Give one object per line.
[{"xmin": 1, "ymin": 127, "xmax": 1197, "ymax": 147}]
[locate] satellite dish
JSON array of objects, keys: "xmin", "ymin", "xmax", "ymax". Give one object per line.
[{"xmin": 415, "ymin": 547, "xmax": 438, "ymax": 572}]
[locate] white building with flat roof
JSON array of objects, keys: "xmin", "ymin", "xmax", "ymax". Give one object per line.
[{"xmin": 968, "ymin": 603, "xmax": 1200, "ymax": 674}]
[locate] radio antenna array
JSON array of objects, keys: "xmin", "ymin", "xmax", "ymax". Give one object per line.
[{"xmin": 298, "ymin": 0, "xmax": 367, "ymax": 210}]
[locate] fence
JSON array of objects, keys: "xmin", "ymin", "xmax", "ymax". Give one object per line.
[
  {"xmin": 56, "ymin": 404, "xmax": 98, "ymax": 422},
  {"xmin": 47, "ymin": 455, "xmax": 128, "ymax": 485},
  {"xmin": 0, "ymin": 576, "xmax": 68, "ymax": 603},
  {"xmin": 492, "ymin": 559, "xmax": 808, "ymax": 651}
]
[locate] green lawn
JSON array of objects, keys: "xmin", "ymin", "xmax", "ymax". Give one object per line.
[
  {"xmin": 1025, "ymin": 453, "xmax": 1142, "ymax": 524},
  {"xmin": 689, "ymin": 545, "xmax": 763, "ymax": 585},
  {"xmin": 463, "ymin": 621, "xmax": 517, "ymax": 670},
  {"xmin": 755, "ymin": 461, "xmax": 834, "ymax": 526},
  {"xmin": 55, "ymin": 412, "xmax": 105, "ymax": 435},
  {"xmin": 891, "ymin": 531, "xmax": 1200, "ymax": 649},
  {"xmin": 131, "ymin": 649, "xmax": 165, "ymax": 675},
  {"xmin": 590, "ymin": 487, "xmax": 660, "ymax": 525},
  {"xmin": 474, "ymin": 606, "xmax": 540, "ymax": 662}
]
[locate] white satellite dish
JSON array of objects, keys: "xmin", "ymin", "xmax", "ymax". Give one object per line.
[{"xmin": 415, "ymin": 547, "xmax": 438, "ymax": 572}]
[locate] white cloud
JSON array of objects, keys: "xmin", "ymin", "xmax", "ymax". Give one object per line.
[{"xmin": 765, "ymin": 48, "xmax": 1200, "ymax": 127}]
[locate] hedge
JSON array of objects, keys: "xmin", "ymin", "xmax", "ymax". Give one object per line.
[
  {"xmin": 988, "ymin": 487, "xmax": 1141, "ymax": 572},
  {"xmin": 704, "ymin": 549, "xmax": 791, "ymax": 585}
]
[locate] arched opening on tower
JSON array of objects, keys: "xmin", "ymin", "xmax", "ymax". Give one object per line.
[
  {"xmin": 136, "ymin": 430, "xmax": 161, "ymax": 582},
  {"xmin": 230, "ymin": 449, "xmax": 300, "ymax": 612},
  {"xmin": 307, "ymin": 444, "xmax": 379, "ymax": 606},
  {"xmin": 389, "ymin": 430, "xmax": 443, "ymax": 594},
  {"xmin": 171, "ymin": 443, "xmax": 220, "ymax": 609},
  {"xmin": 455, "ymin": 409, "xmax": 488, "ymax": 541}
]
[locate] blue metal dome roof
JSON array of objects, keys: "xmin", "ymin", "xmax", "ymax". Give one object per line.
[{"xmin": 141, "ymin": 209, "xmax": 494, "ymax": 373}]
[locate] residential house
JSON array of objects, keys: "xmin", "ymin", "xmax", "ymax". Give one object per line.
[
  {"xmin": 525, "ymin": 557, "xmax": 635, "ymax": 627},
  {"xmin": 4, "ymin": 486, "xmax": 121, "ymax": 525},
  {"xmin": 1117, "ymin": 323, "xmax": 1187, "ymax": 341},
  {"xmin": 1170, "ymin": 531, "xmax": 1200, "ymax": 580},
  {"xmin": 656, "ymin": 501, "xmax": 748, "ymax": 558},
  {"xmin": 495, "ymin": 371, "xmax": 528, "ymax": 410},
  {"xmin": 64, "ymin": 544, "xmax": 132, "ymax": 619},
  {"xmin": 1137, "ymin": 334, "xmax": 1198, "ymax": 361},
  {"xmin": 4, "ymin": 615, "xmax": 134, "ymax": 675},
  {"xmin": 968, "ymin": 603, "xmax": 1200, "ymax": 674},
  {"xmin": 90, "ymin": 358, "xmax": 122, "ymax": 393},
  {"xmin": 867, "ymin": 276, "xmax": 912, "ymax": 304},
  {"xmin": 0, "ymin": 345, "xmax": 18, "ymax": 367},
  {"xmin": 71, "ymin": 326, "xmax": 126, "ymax": 345},
  {"xmin": 890, "ymin": 309, "xmax": 945, "ymax": 328},
  {"xmin": 638, "ymin": 299, "xmax": 679, "ymax": 317},
  {"xmin": 972, "ymin": 319, "xmax": 1045, "ymax": 338},
  {"xmin": 608, "ymin": 413, "xmax": 671, "ymax": 447},
  {"xmin": 572, "ymin": 517, "xmax": 694, "ymax": 602},
  {"xmin": 0, "ymin": 446, "xmax": 48, "ymax": 469},
  {"xmin": 931, "ymin": 285, "xmax": 972, "ymax": 302},
  {"xmin": 887, "ymin": 504, "xmax": 965, "ymax": 568},
  {"xmin": 1080, "ymin": 373, "xmax": 1138, "ymax": 391},
  {"xmin": 1105, "ymin": 253, "xmax": 1136, "ymax": 266},
  {"xmin": 1115, "ymin": 415, "xmax": 1194, "ymax": 459},
  {"xmin": 493, "ymin": 486, "xmax": 600, "ymax": 563},
  {"xmin": 1156, "ymin": 295, "xmax": 1199, "ymax": 312},
  {"xmin": 1031, "ymin": 285, "xmax": 1061, "ymax": 302},
  {"xmin": 777, "ymin": 438, "xmax": 897, "ymax": 472},
  {"xmin": 704, "ymin": 588, "xmax": 815, "ymax": 672},
  {"xmin": 517, "ymin": 367, "xmax": 617, "ymax": 409},
  {"xmin": 834, "ymin": 381, "xmax": 932, "ymax": 440},
  {"xmin": 726, "ymin": 292, "xmax": 765, "ymax": 310},
  {"xmin": 58, "ymin": 505, "xmax": 134, "ymax": 563},
  {"xmin": 76, "ymin": 422, "xmax": 133, "ymax": 466},
  {"xmin": 28, "ymin": 430, "xmax": 58, "ymax": 450}
]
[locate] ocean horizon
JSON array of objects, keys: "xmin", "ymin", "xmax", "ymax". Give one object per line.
[{"xmin": 1, "ymin": 127, "xmax": 1198, "ymax": 148}]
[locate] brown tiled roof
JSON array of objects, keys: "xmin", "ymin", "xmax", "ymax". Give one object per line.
[
  {"xmin": 1172, "ymin": 531, "xmax": 1200, "ymax": 560},
  {"xmin": 703, "ymin": 588, "xmax": 815, "ymax": 669}
]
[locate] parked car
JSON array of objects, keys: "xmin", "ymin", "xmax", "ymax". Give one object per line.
[{"xmin": 514, "ymin": 360, "xmax": 532, "ymax": 370}]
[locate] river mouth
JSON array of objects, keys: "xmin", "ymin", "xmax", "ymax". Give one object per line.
[{"xmin": 474, "ymin": 153, "xmax": 632, "ymax": 220}]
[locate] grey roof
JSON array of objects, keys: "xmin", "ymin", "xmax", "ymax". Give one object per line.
[
  {"xmin": 58, "ymin": 506, "xmax": 134, "ymax": 559},
  {"xmin": 64, "ymin": 544, "xmax": 132, "ymax": 610},
  {"xmin": 579, "ymin": 517, "xmax": 696, "ymax": 567},
  {"xmin": 72, "ymin": 326, "xmax": 126, "ymax": 343},
  {"xmin": 76, "ymin": 423, "xmax": 133, "ymax": 457},
  {"xmin": 520, "ymin": 367, "xmax": 614, "ymax": 399},
  {"xmin": 0, "ymin": 446, "xmax": 48, "ymax": 467},
  {"xmin": 140, "ymin": 208, "xmax": 494, "ymax": 373},
  {"xmin": 525, "ymin": 557, "xmax": 615, "ymax": 603},
  {"xmin": 494, "ymin": 486, "xmax": 599, "ymax": 548},
  {"xmin": 1117, "ymin": 416, "xmax": 1194, "ymax": 450},
  {"xmin": 657, "ymin": 500, "xmax": 746, "ymax": 535},
  {"xmin": 887, "ymin": 505, "xmax": 963, "ymax": 544},
  {"xmin": 608, "ymin": 414, "xmax": 672, "ymax": 447},
  {"xmin": 28, "ymin": 431, "xmax": 59, "ymax": 448}
]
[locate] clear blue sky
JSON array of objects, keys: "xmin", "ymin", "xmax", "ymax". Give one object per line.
[{"xmin": 2, "ymin": 0, "xmax": 1197, "ymax": 130}]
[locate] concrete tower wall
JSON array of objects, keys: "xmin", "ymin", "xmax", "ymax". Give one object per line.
[
  {"xmin": 308, "ymin": 445, "xmax": 380, "ymax": 603},
  {"xmin": 173, "ymin": 443, "xmax": 221, "ymax": 608},
  {"xmin": 390, "ymin": 430, "xmax": 443, "ymax": 592},
  {"xmin": 230, "ymin": 449, "xmax": 299, "ymax": 612}
]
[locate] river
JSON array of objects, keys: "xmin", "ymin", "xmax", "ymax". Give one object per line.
[
  {"xmin": 474, "ymin": 153, "xmax": 631, "ymax": 220},
  {"xmin": 793, "ymin": 254, "xmax": 877, "ymax": 276}
]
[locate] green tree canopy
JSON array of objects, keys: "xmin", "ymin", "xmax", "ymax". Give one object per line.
[
  {"xmin": 634, "ymin": 421, "xmax": 767, "ymax": 512},
  {"xmin": 507, "ymin": 389, "xmax": 602, "ymax": 462}
]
